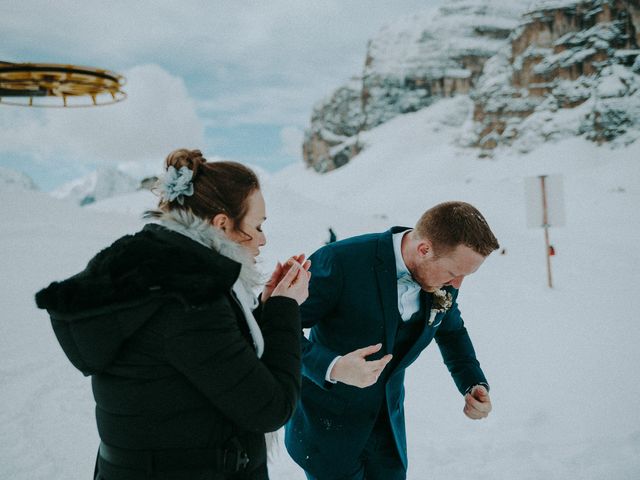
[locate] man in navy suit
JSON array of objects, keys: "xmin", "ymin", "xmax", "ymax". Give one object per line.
[{"xmin": 285, "ymin": 201, "xmax": 499, "ymax": 480}]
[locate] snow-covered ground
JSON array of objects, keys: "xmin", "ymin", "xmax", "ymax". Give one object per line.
[{"xmin": 2, "ymin": 95, "xmax": 640, "ymax": 479}]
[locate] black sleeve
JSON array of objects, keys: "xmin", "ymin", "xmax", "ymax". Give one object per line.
[
  {"xmin": 299, "ymin": 246, "xmax": 344, "ymax": 389},
  {"xmin": 434, "ymin": 289, "xmax": 488, "ymax": 395},
  {"xmin": 164, "ymin": 295, "xmax": 301, "ymax": 433}
]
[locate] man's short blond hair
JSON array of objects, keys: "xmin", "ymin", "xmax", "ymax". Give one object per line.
[{"xmin": 414, "ymin": 201, "xmax": 499, "ymax": 257}]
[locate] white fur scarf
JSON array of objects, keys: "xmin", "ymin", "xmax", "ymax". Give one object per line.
[{"xmin": 155, "ymin": 209, "xmax": 265, "ymax": 358}]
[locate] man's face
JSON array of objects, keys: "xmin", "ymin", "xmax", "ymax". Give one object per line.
[{"xmin": 410, "ymin": 243, "xmax": 486, "ymax": 292}]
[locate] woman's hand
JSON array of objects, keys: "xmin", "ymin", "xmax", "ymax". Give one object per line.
[
  {"xmin": 270, "ymin": 257, "xmax": 311, "ymax": 305},
  {"xmin": 262, "ymin": 254, "xmax": 310, "ymax": 303}
]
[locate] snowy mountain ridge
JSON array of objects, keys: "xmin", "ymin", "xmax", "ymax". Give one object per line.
[
  {"xmin": 304, "ymin": 0, "xmax": 640, "ymax": 171},
  {"xmin": 51, "ymin": 166, "xmax": 141, "ymax": 206}
]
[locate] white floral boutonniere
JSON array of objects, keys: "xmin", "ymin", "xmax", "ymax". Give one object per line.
[{"xmin": 428, "ymin": 288, "xmax": 453, "ymax": 326}]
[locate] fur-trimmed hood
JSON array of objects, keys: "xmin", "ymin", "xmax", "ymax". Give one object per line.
[
  {"xmin": 35, "ymin": 211, "xmax": 259, "ymax": 315},
  {"xmin": 155, "ymin": 208, "xmax": 263, "ymax": 296},
  {"xmin": 34, "ymin": 212, "xmax": 262, "ymax": 374}
]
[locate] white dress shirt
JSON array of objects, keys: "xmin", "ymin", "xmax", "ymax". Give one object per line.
[{"xmin": 392, "ymin": 230, "xmax": 421, "ymax": 321}]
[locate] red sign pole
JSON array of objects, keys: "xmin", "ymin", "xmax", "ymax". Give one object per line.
[{"xmin": 540, "ymin": 175, "xmax": 553, "ymax": 288}]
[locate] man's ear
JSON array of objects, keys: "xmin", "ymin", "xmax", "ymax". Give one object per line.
[
  {"xmin": 417, "ymin": 239, "xmax": 433, "ymax": 258},
  {"xmin": 211, "ymin": 213, "xmax": 230, "ymax": 231}
]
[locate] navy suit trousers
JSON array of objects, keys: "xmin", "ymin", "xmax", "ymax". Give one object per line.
[{"xmin": 303, "ymin": 409, "xmax": 406, "ymax": 480}]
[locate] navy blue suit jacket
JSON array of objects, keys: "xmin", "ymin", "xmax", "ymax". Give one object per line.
[{"xmin": 285, "ymin": 228, "xmax": 487, "ymax": 477}]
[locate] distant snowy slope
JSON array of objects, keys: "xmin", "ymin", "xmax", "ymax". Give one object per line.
[
  {"xmin": 280, "ymin": 97, "xmax": 503, "ymax": 222},
  {"xmin": 0, "ymin": 166, "xmax": 38, "ymax": 191},
  {"xmin": 51, "ymin": 166, "xmax": 140, "ymax": 205},
  {"xmin": 83, "ymin": 170, "xmax": 390, "ymax": 267},
  {"xmin": 85, "ymin": 189, "xmax": 158, "ymax": 216}
]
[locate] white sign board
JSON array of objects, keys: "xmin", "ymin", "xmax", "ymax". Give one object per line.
[{"xmin": 525, "ymin": 175, "xmax": 566, "ymax": 228}]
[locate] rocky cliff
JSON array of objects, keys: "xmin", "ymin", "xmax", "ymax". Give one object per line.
[
  {"xmin": 472, "ymin": 0, "xmax": 640, "ymax": 154},
  {"xmin": 304, "ymin": 0, "xmax": 524, "ymax": 172},
  {"xmin": 304, "ymin": 0, "xmax": 640, "ymax": 171}
]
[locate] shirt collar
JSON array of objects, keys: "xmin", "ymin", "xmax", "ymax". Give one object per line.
[{"xmin": 392, "ymin": 230, "xmax": 412, "ymax": 280}]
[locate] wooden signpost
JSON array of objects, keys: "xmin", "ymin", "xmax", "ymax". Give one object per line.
[{"xmin": 525, "ymin": 174, "xmax": 565, "ymax": 288}]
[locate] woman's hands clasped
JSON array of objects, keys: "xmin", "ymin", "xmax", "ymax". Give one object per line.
[{"xmin": 262, "ymin": 254, "xmax": 311, "ymax": 305}]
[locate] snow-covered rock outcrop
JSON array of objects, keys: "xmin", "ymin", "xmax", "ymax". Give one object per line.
[
  {"xmin": 472, "ymin": 0, "xmax": 640, "ymax": 153},
  {"xmin": 51, "ymin": 166, "xmax": 140, "ymax": 206},
  {"xmin": 0, "ymin": 166, "xmax": 38, "ymax": 190}
]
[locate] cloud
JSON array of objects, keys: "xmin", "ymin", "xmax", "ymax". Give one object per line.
[
  {"xmin": 1, "ymin": 0, "xmax": 444, "ymax": 181},
  {"xmin": 2, "ymin": 1, "xmax": 439, "ymax": 105},
  {"xmin": 0, "ymin": 64, "xmax": 205, "ymax": 165},
  {"xmin": 197, "ymin": 85, "xmax": 320, "ymax": 127}
]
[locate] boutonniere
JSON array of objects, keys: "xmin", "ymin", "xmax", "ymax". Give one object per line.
[{"xmin": 428, "ymin": 288, "xmax": 453, "ymax": 326}]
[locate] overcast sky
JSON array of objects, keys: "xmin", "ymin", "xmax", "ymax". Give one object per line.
[{"xmin": 0, "ymin": 0, "xmax": 447, "ymax": 190}]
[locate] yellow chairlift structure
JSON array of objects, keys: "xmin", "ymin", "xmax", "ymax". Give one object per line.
[{"xmin": 0, "ymin": 61, "xmax": 126, "ymax": 107}]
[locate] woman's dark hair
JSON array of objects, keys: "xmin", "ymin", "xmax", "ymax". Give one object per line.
[{"xmin": 147, "ymin": 149, "xmax": 260, "ymax": 231}]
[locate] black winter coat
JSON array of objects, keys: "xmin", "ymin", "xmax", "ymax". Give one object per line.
[{"xmin": 35, "ymin": 224, "xmax": 301, "ymax": 480}]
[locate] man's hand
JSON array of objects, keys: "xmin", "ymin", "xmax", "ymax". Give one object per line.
[
  {"xmin": 463, "ymin": 385, "xmax": 492, "ymax": 420},
  {"xmin": 330, "ymin": 343, "xmax": 393, "ymax": 388}
]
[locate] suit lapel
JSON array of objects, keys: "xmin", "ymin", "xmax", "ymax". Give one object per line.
[
  {"xmin": 374, "ymin": 227, "xmax": 408, "ymax": 355},
  {"xmin": 375, "ymin": 261, "xmax": 397, "ymax": 355},
  {"xmin": 392, "ymin": 291, "xmax": 433, "ymax": 373}
]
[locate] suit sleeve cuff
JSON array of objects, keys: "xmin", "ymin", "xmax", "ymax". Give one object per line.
[
  {"xmin": 464, "ymin": 382, "xmax": 490, "ymax": 395},
  {"xmin": 325, "ymin": 356, "xmax": 342, "ymax": 384}
]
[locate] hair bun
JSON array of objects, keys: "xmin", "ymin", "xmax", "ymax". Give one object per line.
[{"xmin": 164, "ymin": 149, "xmax": 207, "ymax": 177}]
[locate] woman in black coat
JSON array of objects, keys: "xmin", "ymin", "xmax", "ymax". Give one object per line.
[{"xmin": 35, "ymin": 149, "xmax": 309, "ymax": 480}]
